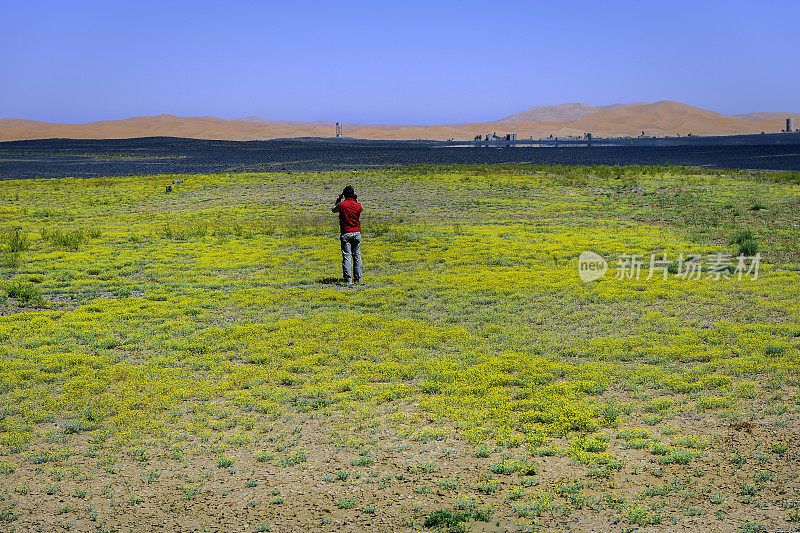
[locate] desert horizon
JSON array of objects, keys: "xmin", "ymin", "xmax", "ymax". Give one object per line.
[{"xmin": 3, "ymin": 100, "xmax": 799, "ymax": 142}]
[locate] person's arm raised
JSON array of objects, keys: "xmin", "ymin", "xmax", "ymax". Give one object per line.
[{"xmin": 332, "ymin": 194, "xmax": 343, "ymax": 212}]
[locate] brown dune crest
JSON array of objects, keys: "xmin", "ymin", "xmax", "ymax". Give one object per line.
[{"xmin": 2, "ymin": 102, "xmax": 798, "ymax": 142}]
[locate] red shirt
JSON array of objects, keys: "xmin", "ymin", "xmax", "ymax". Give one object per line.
[{"xmin": 335, "ymin": 198, "xmax": 362, "ymax": 234}]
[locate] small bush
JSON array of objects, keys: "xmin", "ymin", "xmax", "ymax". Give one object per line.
[
  {"xmin": 764, "ymin": 345, "xmax": 786, "ymax": 357},
  {"xmin": 730, "ymin": 228, "xmax": 758, "ymax": 256},
  {"xmin": 350, "ymin": 456, "xmax": 373, "ymax": 467},
  {"xmin": 740, "ymin": 521, "xmax": 767, "ymax": 533},
  {"xmin": 412, "ymin": 461, "xmax": 436, "ymax": 473},
  {"xmin": 740, "ymin": 483, "xmax": 758, "ymax": 496},
  {"xmin": 2, "ymin": 252, "xmax": 20, "ymax": 269},
  {"xmin": 438, "ymin": 477, "xmax": 459, "ymax": 490},
  {"xmin": 4, "ymin": 228, "xmax": 29, "ymax": 253},
  {"xmin": 48, "ymin": 228, "xmax": 85, "ymax": 250},
  {"xmin": 477, "ymin": 481, "xmax": 498, "ymax": 494},
  {"xmin": 625, "ymin": 504, "xmax": 662, "ymax": 526},
  {"xmin": 413, "ymin": 427, "xmax": 448, "ymax": 443},
  {"xmin": 771, "ymin": 443, "xmax": 788, "ymax": 455},
  {"xmin": 754, "ymin": 470, "xmax": 775, "ymax": 483},
  {"xmin": 424, "ymin": 509, "xmax": 472, "ymax": 530},
  {"xmin": 335, "ymin": 498, "xmax": 355, "ymax": 509},
  {"xmin": 6, "ymin": 280, "xmax": 45, "ymax": 307},
  {"xmin": 276, "ymin": 449, "xmax": 308, "ymax": 467},
  {"xmin": 490, "ymin": 460, "xmax": 521, "ymax": 475},
  {"xmin": 256, "ymin": 451, "xmax": 274, "ymax": 462},
  {"xmin": 216, "ymin": 455, "xmax": 235, "ymax": 468}
]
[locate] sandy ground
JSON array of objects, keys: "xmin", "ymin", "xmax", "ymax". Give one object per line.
[{"xmin": 4, "ymin": 393, "xmax": 798, "ymax": 533}]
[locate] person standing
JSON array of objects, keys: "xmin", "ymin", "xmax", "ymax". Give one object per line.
[{"xmin": 332, "ymin": 185, "xmax": 362, "ymax": 285}]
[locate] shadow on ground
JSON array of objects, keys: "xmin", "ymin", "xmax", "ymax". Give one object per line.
[{"xmin": 315, "ymin": 276, "xmax": 341, "ymax": 285}]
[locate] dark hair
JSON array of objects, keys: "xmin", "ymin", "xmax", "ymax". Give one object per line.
[{"xmin": 342, "ymin": 185, "xmax": 356, "ymax": 199}]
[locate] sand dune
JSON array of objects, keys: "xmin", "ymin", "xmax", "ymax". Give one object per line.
[
  {"xmin": 733, "ymin": 112, "xmax": 799, "ymax": 122},
  {"xmin": 493, "ymin": 102, "xmax": 649, "ymax": 124},
  {"xmin": 2, "ymin": 102, "xmax": 798, "ymax": 142},
  {"xmin": 565, "ymin": 101, "xmax": 791, "ymax": 136}
]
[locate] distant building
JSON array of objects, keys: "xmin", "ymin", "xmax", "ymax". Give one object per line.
[
  {"xmin": 482, "ymin": 132, "xmax": 516, "ymax": 141},
  {"xmin": 787, "ymin": 117, "xmax": 795, "ymax": 132}
]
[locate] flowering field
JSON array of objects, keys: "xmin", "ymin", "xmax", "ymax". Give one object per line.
[{"xmin": 1, "ymin": 166, "xmax": 799, "ymax": 532}]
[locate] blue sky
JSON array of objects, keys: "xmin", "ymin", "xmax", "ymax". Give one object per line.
[{"xmin": 2, "ymin": 0, "xmax": 797, "ymax": 124}]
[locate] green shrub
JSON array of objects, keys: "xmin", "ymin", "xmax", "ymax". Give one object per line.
[
  {"xmin": 740, "ymin": 521, "xmax": 767, "ymax": 533},
  {"xmin": 2, "ymin": 252, "xmax": 20, "ymax": 269},
  {"xmin": 424, "ymin": 509, "xmax": 472, "ymax": 531},
  {"xmin": 740, "ymin": 483, "xmax": 758, "ymax": 496},
  {"xmin": 48, "ymin": 228, "xmax": 85, "ymax": 250},
  {"xmin": 475, "ymin": 445, "xmax": 491, "ymax": 458},
  {"xmin": 335, "ymin": 498, "xmax": 355, "ymax": 509},
  {"xmin": 477, "ymin": 481, "xmax": 498, "ymax": 494},
  {"xmin": 6, "ymin": 280, "xmax": 44, "ymax": 307},
  {"xmin": 4, "ymin": 228, "xmax": 29, "ymax": 253},
  {"xmin": 764, "ymin": 345, "xmax": 785, "ymax": 357},
  {"xmin": 730, "ymin": 228, "xmax": 758, "ymax": 256},
  {"xmin": 216, "ymin": 455, "xmax": 235, "ymax": 468},
  {"xmin": 490, "ymin": 460, "xmax": 520, "ymax": 474}
]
